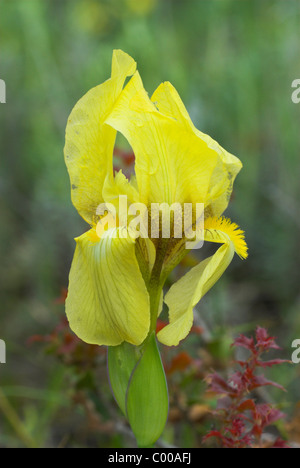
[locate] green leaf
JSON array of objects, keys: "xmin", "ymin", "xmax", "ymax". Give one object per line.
[
  {"xmin": 107, "ymin": 342, "xmax": 141, "ymax": 415},
  {"xmin": 126, "ymin": 333, "xmax": 169, "ymax": 448}
]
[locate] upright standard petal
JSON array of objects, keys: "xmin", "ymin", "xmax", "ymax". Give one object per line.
[
  {"xmin": 151, "ymin": 82, "xmax": 243, "ymax": 217},
  {"xmin": 64, "ymin": 50, "xmax": 136, "ymax": 224},
  {"xmin": 105, "ymin": 74, "xmax": 219, "ymax": 207},
  {"xmin": 157, "ymin": 218, "xmax": 247, "ymax": 346},
  {"xmin": 66, "ymin": 228, "xmax": 150, "ymax": 346}
]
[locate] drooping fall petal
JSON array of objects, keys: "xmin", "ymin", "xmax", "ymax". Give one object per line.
[
  {"xmin": 66, "ymin": 228, "xmax": 150, "ymax": 346},
  {"xmin": 157, "ymin": 244, "xmax": 234, "ymax": 346},
  {"xmin": 157, "ymin": 218, "xmax": 247, "ymax": 346}
]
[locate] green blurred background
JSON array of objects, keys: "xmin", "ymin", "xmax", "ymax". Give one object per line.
[{"xmin": 1, "ymin": 0, "xmax": 300, "ymax": 447}]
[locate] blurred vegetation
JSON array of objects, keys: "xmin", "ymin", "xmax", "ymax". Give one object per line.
[{"xmin": 0, "ymin": 0, "xmax": 300, "ymax": 447}]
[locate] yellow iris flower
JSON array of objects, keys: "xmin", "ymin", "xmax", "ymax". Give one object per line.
[{"xmin": 64, "ymin": 50, "xmax": 247, "ymax": 349}]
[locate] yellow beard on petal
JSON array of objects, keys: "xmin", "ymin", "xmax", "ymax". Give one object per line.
[{"xmin": 204, "ymin": 216, "xmax": 248, "ymax": 260}]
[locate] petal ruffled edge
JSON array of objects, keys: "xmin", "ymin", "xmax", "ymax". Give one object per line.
[
  {"xmin": 105, "ymin": 74, "xmax": 219, "ymax": 207},
  {"xmin": 64, "ymin": 50, "xmax": 137, "ymax": 224},
  {"xmin": 152, "ymin": 81, "xmax": 243, "ymax": 216}
]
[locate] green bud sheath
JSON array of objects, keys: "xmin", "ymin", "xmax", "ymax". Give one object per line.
[{"xmin": 108, "ymin": 332, "xmax": 169, "ymax": 447}]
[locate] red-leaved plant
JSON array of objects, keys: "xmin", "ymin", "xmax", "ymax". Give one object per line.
[{"xmin": 203, "ymin": 327, "xmax": 290, "ymax": 448}]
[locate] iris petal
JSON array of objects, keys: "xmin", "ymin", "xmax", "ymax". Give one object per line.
[
  {"xmin": 151, "ymin": 82, "xmax": 243, "ymax": 217},
  {"xmin": 106, "ymin": 74, "xmax": 219, "ymax": 207},
  {"xmin": 64, "ymin": 50, "xmax": 136, "ymax": 224},
  {"xmin": 157, "ymin": 219, "xmax": 247, "ymax": 346},
  {"xmin": 66, "ymin": 228, "xmax": 150, "ymax": 346}
]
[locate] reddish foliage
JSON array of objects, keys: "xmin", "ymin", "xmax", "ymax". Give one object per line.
[
  {"xmin": 156, "ymin": 319, "xmax": 168, "ymax": 333},
  {"xmin": 157, "ymin": 320, "xmax": 203, "ymax": 375},
  {"xmin": 27, "ymin": 317, "xmax": 104, "ymax": 365},
  {"xmin": 272, "ymin": 438, "xmax": 291, "ymax": 448},
  {"xmin": 113, "ymin": 147, "xmax": 135, "ymax": 173},
  {"xmin": 166, "ymin": 351, "xmax": 193, "ymax": 375},
  {"xmin": 53, "ymin": 287, "xmax": 68, "ymax": 304},
  {"xmin": 204, "ymin": 327, "xmax": 290, "ymax": 448},
  {"xmin": 190, "ymin": 325, "xmax": 204, "ymax": 335}
]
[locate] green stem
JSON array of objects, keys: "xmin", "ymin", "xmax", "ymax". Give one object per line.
[
  {"xmin": 127, "ymin": 238, "xmax": 171, "ymax": 448},
  {"xmin": 147, "ymin": 238, "xmax": 170, "ymax": 335}
]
